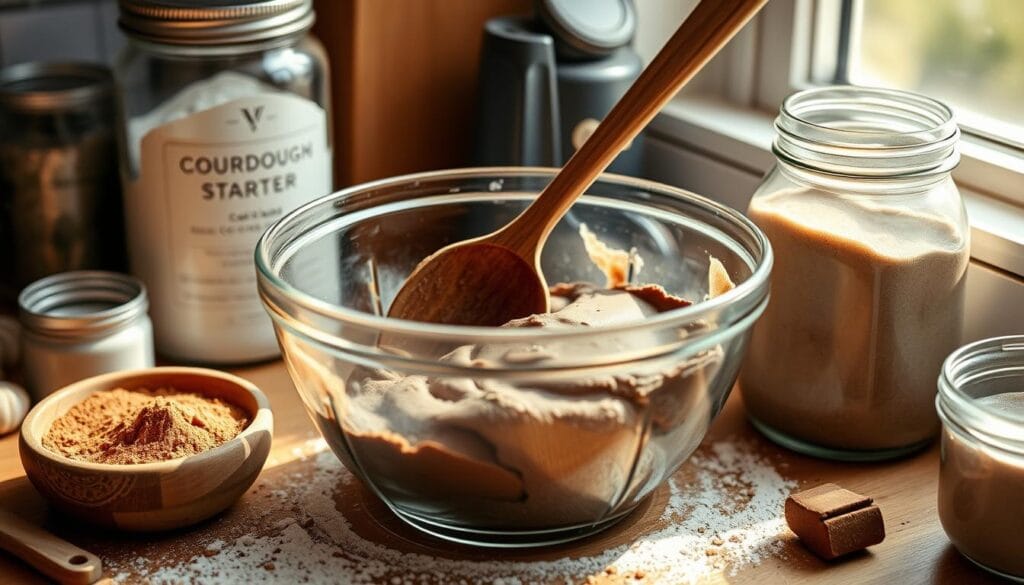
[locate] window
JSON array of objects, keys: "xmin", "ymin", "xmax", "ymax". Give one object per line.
[
  {"xmin": 798, "ymin": 0, "xmax": 1024, "ymax": 208},
  {"xmin": 638, "ymin": 0, "xmax": 1024, "ymax": 200},
  {"xmin": 636, "ymin": 0, "xmax": 1024, "ymax": 283},
  {"xmin": 844, "ymin": 0, "xmax": 1024, "ymax": 150}
]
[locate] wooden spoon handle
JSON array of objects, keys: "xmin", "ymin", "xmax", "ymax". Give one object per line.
[
  {"xmin": 497, "ymin": 0, "xmax": 769, "ymax": 256},
  {"xmin": 0, "ymin": 509, "xmax": 102, "ymax": 585}
]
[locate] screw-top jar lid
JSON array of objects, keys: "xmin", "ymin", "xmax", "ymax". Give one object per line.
[
  {"xmin": 0, "ymin": 62, "xmax": 113, "ymax": 113},
  {"xmin": 537, "ymin": 0, "xmax": 636, "ymax": 60},
  {"xmin": 119, "ymin": 0, "xmax": 314, "ymax": 46},
  {"xmin": 19, "ymin": 272, "xmax": 149, "ymax": 339}
]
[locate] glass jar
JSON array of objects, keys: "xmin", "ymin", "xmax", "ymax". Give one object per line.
[
  {"xmin": 19, "ymin": 271, "xmax": 154, "ymax": 400},
  {"xmin": 115, "ymin": 0, "xmax": 332, "ymax": 364},
  {"xmin": 0, "ymin": 62, "xmax": 124, "ymax": 299},
  {"xmin": 740, "ymin": 86, "xmax": 970, "ymax": 461},
  {"xmin": 937, "ymin": 336, "xmax": 1024, "ymax": 582}
]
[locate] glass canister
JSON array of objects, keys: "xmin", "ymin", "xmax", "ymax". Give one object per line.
[
  {"xmin": 115, "ymin": 0, "xmax": 333, "ymax": 364},
  {"xmin": 740, "ymin": 86, "xmax": 970, "ymax": 461},
  {"xmin": 937, "ymin": 336, "xmax": 1024, "ymax": 582},
  {"xmin": 0, "ymin": 62, "xmax": 125, "ymax": 301},
  {"xmin": 19, "ymin": 271, "xmax": 154, "ymax": 400}
]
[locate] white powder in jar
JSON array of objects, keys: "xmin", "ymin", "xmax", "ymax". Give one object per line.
[{"xmin": 126, "ymin": 71, "xmax": 281, "ymax": 173}]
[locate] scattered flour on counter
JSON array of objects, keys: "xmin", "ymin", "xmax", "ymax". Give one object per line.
[
  {"xmin": 131, "ymin": 438, "xmax": 794, "ymax": 584},
  {"xmin": 204, "ymin": 539, "xmax": 226, "ymax": 555}
]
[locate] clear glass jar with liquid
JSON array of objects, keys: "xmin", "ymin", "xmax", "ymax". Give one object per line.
[{"xmin": 740, "ymin": 86, "xmax": 970, "ymax": 461}]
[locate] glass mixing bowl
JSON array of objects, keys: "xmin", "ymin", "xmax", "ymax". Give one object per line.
[{"xmin": 256, "ymin": 168, "xmax": 772, "ymax": 547}]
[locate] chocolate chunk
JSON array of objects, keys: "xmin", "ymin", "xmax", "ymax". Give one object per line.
[{"xmin": 785, "ymin": 483, "xmax": 885, "ymax": 560}]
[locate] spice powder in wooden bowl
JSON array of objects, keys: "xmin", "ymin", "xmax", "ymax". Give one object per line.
[{"xmin": 41, "ymin": 388, "xmax": 249, "ymax": 464}]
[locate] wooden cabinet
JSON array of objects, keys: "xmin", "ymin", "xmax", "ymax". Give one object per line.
[{"xmin": 313, "ymin": 0, "xmax": 532, "ymax": 186}]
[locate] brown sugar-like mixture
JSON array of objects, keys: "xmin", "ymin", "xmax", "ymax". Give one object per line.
[
  {"xmin": 43, "ymin": 388, "xmax": 249, "ymax": 464},
  {"xmin": 742, "ymin": 187, "xmax": 968, "ymax": 451}
]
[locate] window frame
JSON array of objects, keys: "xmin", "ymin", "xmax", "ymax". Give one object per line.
[
  {"xmin": 819, "ymin": 0, "xmax": 1024, "ymax": 206},
  {"xmin": 637, "ymin": 0, "xmax": 1024, "ymax": 278}
]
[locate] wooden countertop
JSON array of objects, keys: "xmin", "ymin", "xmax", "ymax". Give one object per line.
[{"xmin": 0, "ymin": 360, "xmax": 1003, "ymax": 584}]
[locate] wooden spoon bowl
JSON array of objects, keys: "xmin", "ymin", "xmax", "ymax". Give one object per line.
[
  {"xmin": 18, "ymin": 367, "xmax": 273, "ymax": 532},
  {"xmin": 386, "ymin": 240, "xmax": 550, "ymax": 326}
]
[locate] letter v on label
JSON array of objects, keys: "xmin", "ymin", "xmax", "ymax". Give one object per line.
[{"xmin": 242, "ymin": 106, "xmax": 264, "ymax": 132}]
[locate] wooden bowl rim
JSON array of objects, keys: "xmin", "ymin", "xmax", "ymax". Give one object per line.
[{"xmin": 20, "ymin": 366, "xmax": 273, "ymax": 474}]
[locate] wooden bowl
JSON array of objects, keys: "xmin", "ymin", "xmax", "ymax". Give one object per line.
[{"xmin": 18, "ymin": 367, "xmax": 273, "ymax": 532}]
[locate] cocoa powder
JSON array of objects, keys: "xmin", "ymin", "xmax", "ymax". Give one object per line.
[{"xmin": 43, "ymin": 388, "xmax": 249, "ymax": 464}]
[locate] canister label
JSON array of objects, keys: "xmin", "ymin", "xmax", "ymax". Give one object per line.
[{"xmin": 125, "ymin": 92, "xmax": 331, "ymax": 359}]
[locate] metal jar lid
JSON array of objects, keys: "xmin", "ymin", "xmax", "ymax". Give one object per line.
[
  {"xmin": 118, "ymin": 0, "xmax": 315, "ymax": 45},
  {"xmin": 0, "ymin": 62, "xmax": 114, "ymax": 113},
  {"xmin": 537, "ymin": 0, "xmax": 637, "ymax": 59},
  {"xmin": 19, "ymin": 271, "xmax": 149, "ymax": 339}
]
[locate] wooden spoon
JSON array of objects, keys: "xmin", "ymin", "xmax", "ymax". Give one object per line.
[
  {"xmin": 0, "ymin": 509, "xmax": 102, "ymax": 584},
  {"xmin": 388, "ymin": 0, "xmax": 768, "ymax": 326}
]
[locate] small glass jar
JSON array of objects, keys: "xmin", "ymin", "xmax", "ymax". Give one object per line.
[
  {"xmin": 937, "ymin": 336, "xmax": 1024, "ymax": 582},
  {"xmin": 18, "ymin": 271, "xmax": 155, "ymax": 400},
  {"xmin": 740, "ymin": 86, "xmax": 970, "ymax": 461},
  {"xmin": 115, "ymin": 0, "xmax": 333, "ymax": 364}
]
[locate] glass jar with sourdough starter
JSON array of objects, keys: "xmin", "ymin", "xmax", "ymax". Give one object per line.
[
  {"xmin": 740, "ymin": 86, "xmax": 969, "ymax": 461},
  {"xmin": 115, "ymin": 0, "xmax": 332, "ymax": 364}
]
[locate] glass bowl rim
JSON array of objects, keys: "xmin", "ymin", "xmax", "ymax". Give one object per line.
[{"xmin": 255, "ymin": 166, "xmax": 773, "ymax": 343}]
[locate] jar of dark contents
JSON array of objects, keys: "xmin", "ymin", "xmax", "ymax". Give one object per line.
[
  {"xmin": 740, "ymin": 86, "xmax": 969, "ymax": 461},
  {"xmin": 0, "ymin": 63, "xmax": 125, "ymax": 301},
  {"xmin": 115, "ymin": 0, "xmax": 333, "ymax": 364},
  {"xmin": 937, "ymin": 336, "xmax": 1024, "ymax": 581}
]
